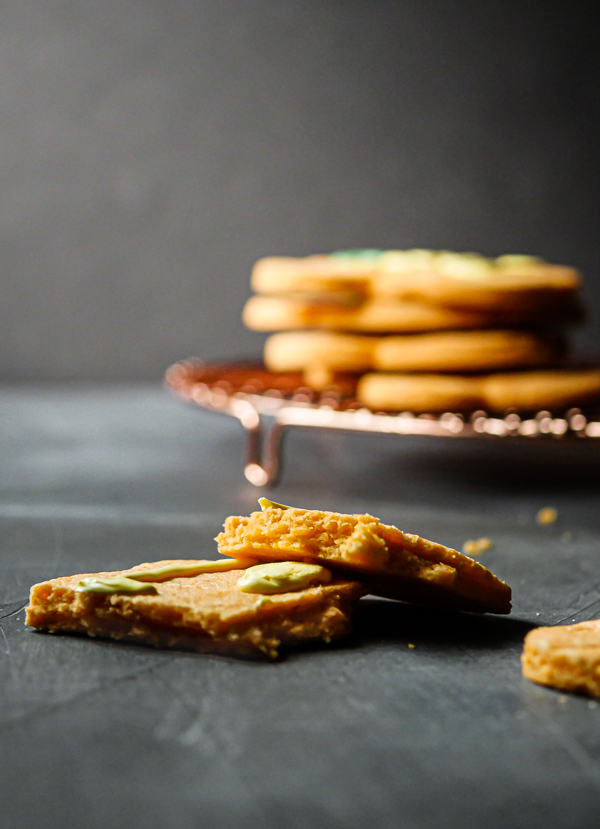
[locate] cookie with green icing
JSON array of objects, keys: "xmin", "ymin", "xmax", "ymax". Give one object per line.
[{"xmin": 26, "ymin": 557, "xmax": 366, "ymax": 659}]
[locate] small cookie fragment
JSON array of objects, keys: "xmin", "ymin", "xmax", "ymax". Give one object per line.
[
  {"xmin": 536, "ymin": 507, "xmax": 558, "ymax": 525},
  {"xmin": 216, "ymin": 507, "xmax": 512, "ymax": 614},
  {"xmin": 25, "ymin": 560, "xmax": 366, "ymax": 660},
  {"xmin": 462, "ymin": 538, "xmax": 492, "ymax": 556},
  {"xmin": 522, "ymin": 619, "xmax": 600, "ymax": 698}
]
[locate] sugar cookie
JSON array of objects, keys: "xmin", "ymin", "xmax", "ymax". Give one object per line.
[
  {"xmin": 26, "ymin": 559, "xmax": 366, "ymax": 660},
  {"xmin": 250, "ymin": 250, "xmax": 582, "ymax": 316},
  {"xmin": 374, "ymin": 330, "xmax": 563, "ymax": 373},
  {"xmin": 217, "ymin": 505, "xmax": 512, "ymax": 614},
  {"xmin": 358, "ymin": 368, "xmax": 600, "ymax": 412},
  {"xmin": 482, "ymin": 368, "xmax": 600, "ymax": 411},
  {"xmin": 358, "ymin": 373, "xmax": 484, "ymax": 412},
  {"xmin": 263, "ymin": 331, "xmax": 375, "ymax": 374},
  {"xmin": 242, "ymin": 295, "xmax": 535, "ymax": 334}
]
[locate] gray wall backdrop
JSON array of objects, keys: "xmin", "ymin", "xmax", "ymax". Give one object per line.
[{"xmin": 1, "ymin": 0, "xmax": 599, "ymax": 380}]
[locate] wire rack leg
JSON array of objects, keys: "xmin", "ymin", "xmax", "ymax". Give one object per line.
[
  {"xmin": 244, "ymin": 417, "xmax": 284, "ymax": 487},
  {"xmin": 229, "ymin": 399, "xmax": 284, "ymax": 486}
]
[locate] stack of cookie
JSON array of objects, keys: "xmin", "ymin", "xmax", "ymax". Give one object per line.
[
  {"xmin": 243, "ymin": 249, "xmax": 600, "ymax": 412},
  {"xmin": 27, "ymin": 502, "xmax": 512, "ymax": 659}
]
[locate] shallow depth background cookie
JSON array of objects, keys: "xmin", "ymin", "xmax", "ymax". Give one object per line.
[
  {"xmin": 251, "ymin": 255, "xmax": 374, "ymax": 295},
  {"xmin": 242, "ymin": 295, "xmax": 503, "ymax": 333},
  {"xmin": 26, "ymin": 560, "xmax": 366, "ymax": 660},
  {"xmin": 217, "ymin": 507, "xmax": 512, "ymax": 615},
  {"xmin": 373, "ymin": 251, "xmax": 582, "ymax": 313},
  {"xmin": 264, "ymin": 330, "xmax": 563, "ymax": 375},
  {"xmin": 250, "ymin": 250, "xmax": 583, "ymax": 316},
  {"xmin": 264, "ymin": 331, "xmax": 376, "ymax": 373},
  {"xmin": 374, "ymin": 330, "xmax": 564, "ymax": 373},
  {"xmin": 522, "ymin": 619, "xmax": 600, "ymax": 698},
  {"xmin": 358, "ymin": 373, "xmax": 484, "ymax": 412},
  {"xmin": 481, "ymin": 368, "xmax": 600, "ymax": 411},
  {"xmin": 358, "ymin": 368, "xmax": 600, "ymax": 412}
]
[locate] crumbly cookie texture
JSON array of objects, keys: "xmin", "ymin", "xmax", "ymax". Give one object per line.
[
  {"xmin": 26, "ymin": 560, "xmax": 366, "ymax": 660},
  {"xmin": 522, "ymin": 619, "xmax": 600, "ymax": 698},
  {"xmin": 216, "ymin": 508, "xmax": 511, "ymax": 615}
]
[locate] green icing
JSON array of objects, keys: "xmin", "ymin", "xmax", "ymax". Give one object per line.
[
  {"xmin": 76, "ymin": 576, "xmax": 158, "ymax": 595},
  {"xmin": 237, "ymin": 561, "xmax": 332, "ymax": 594},
  {"xmin": 258, "ymin": 497, "xmax": 293, "ymax": 511},
  {"xmin": 118, "ymin": 561, "xmax": 243, "ymax": 582},
  {"xmin": 75, "ymin": 558, "xmax": 252, "ymax": 596},
  {"xmin": 330, "ymin": 249, "xmax": 382, "ymax": 259}
]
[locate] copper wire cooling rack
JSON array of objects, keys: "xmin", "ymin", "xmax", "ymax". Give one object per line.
[{"xmin": 165, "ymin": 359, "xmax": 600, "ymax": 487}]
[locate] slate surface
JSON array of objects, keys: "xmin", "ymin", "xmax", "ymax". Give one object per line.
[{"xmin": 1, "ymin": 384, "xmax": 600, "ymax": 828}]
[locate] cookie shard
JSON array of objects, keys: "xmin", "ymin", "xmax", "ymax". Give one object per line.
[
  {"xmin": 216, "ymin": 509, "xmax": 512, "ymax": 615},
  {"xmin": 522, "ymin": 620, "xmax": 600, "ymax": 698},
  {"xmin": 25, "ymin": 561, "xmax": 366, "ymax": 660}
]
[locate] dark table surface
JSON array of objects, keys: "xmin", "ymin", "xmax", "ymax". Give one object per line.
[{"xmin": 2, "ymin": 384, "xmax": 600, "ymax": 829}]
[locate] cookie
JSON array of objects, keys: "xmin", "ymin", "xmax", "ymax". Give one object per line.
[
  {"xmin": 482, "ymin": 368, "xmax": 600, "ymax": 411},
  {"xmin": 358, "ymin": 368, "xmax": 600, "ymax": 412},
  {"xmin": 26, "ymin": 559, "xmax": 366, "ymax": 660},
  {"xmin": 522, "ymin": 619, "xmax": 600, "ymax": 698},
  {"xmin": 264, "ymin": 330, "xmax": 562, "ymax": 389},
  {"xmin": 264, "ymin": 330, "xmax": 376, "ymax": 390},
  {"xmin": 264, "ymin": 331, "xmax": 375, "ymax": 374},
  {"xmin": 374, "ymin": 330, "xmax": 563, "ymax": 373},
  {"xmin": 243, "ymin": 295, "xmax": 529, "ymax": 334},
  {"xmin": 358, "ymin": 373, "xmax": 484, "ymax": 413},
  {"xmin": 373, "ymin": 251, "xmax": 582, "ymax": 314},
  {"xmin": 216, "ymin": 505, "xmax": 512, "ymax": 614},
  {"xmin": 251, "ymin": 254, "xmax": 373, "ymax": 295},
  {"xmin": 250, "ymin": 250, "xmax": 582, "ymax": 316}
]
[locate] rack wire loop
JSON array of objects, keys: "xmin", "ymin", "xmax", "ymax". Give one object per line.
[{"xmin": 166, "ymin": 360, "xmax": 600, "ymax": 486}]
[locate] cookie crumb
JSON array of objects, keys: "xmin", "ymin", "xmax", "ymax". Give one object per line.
[
  {"xmin": 537, "ymin": 507, "xmax": 558, "ymax": 525},
  {"xmin": 558, "ymin": 695, "xmax": 569, "ymax": 704},
  {"xmin": 462, "ymin": 537, "xmax": 492, "ymax": 556}
]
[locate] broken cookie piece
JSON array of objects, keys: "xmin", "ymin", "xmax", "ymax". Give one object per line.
[
  {"xmin": 26, "ymin": 559, "xmax": 366, "ymax": 659},
  {"xmin": 216, "ymin": 504, "xmax": 511, "ymax": 615},
  {"xmin": 522, "ymin": 619, "xmax": 600, "ymax": 698}
]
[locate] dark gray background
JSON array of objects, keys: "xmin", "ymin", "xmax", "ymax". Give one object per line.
[{"xmin": 1, "ymin": 0, "xmax": 599, "ymax": 380}]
